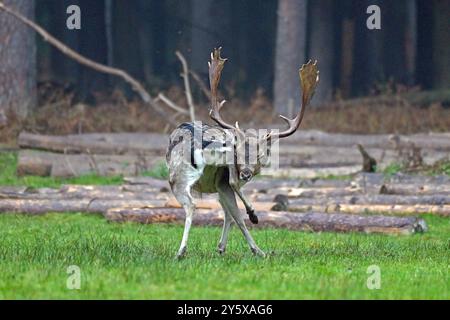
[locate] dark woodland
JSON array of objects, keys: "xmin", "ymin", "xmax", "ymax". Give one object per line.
[{"xmin": 0, "ymin": 0, "xmax": 449, "ymax": 138}]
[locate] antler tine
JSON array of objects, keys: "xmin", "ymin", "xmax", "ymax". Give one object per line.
[
  {"xmin": 270, "ymin": 60, "xmax": 319, "ymax": 139},
  {"xmin": 208, "ymin": 47, "xmax": 236, "ymax": 130}
]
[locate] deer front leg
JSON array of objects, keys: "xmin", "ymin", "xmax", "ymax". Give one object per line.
[
  {"xmin": 216, "ymin": 177, "xmax": 265, "ymax": 257},
  {"xmin": 228, "ymin": 166, "xmax": 258, "ymax": 224},
  {"xmin": 233, "ymin": 188, "xmax": 258, "ymax": 224}
]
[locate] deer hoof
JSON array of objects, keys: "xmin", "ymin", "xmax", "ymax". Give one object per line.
[
  {"xmin": 248, "ymin": 210, "xmax": 258, "ymax": 224},
  {"xmin": 217, "ymin": 246, "xmax": 226, "ymax": 255},
  {"xmin": 175, "ymin": 247, "xmax": 187, "ymax": 260},
  {"xmin": 251, "ymin": 247, "xmax": 266, "ymax": 258}
]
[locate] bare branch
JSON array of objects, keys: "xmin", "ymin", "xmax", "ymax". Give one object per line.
[
  {"xmin": 0, "ymin": 2, "xmax": 176, "ymax": 125},
  {"xmin": 175, "ymin": 51, "xmax": 196, "ymax": 122},
  {"xmin": 189, "ymin": 70, "xmax": 210, "ymax": 99},
  {"xmin": 156, "ymin": 93, "xmax": 189, "ymax": 115}
]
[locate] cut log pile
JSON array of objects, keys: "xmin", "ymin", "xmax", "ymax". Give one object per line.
[
  {"xmin": 1, "ymin": 173, "xmax": 449, "ymax": 235},
  {"xmin": 5, "ymin": 131, "xmax": 450, "ymax": 236},
  {"xmin": 16, "ymin": 131, "xmax": 450, "ymax": 178}
]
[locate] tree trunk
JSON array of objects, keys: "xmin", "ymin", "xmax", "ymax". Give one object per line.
[
  {"xmin": 135, "ymin": 0, "xmax": 159, "ymax": 85},
  {"xmin": 339, "ymin": 18, "xmax": 355, "ymax": 98},
  {"xmin": 105, "ymin": 0, "xmax": 114, "ymax": 68},
  {"xmin": 404, "ymin": 0, "xmax": 417, "ymax": 85},
  {"xmin": 112, "ymin": 0, "xmax": 143, "ymax": 94},
  {"xmin": 78, "ymin": 0, "xmax": 108, "ymax": 98},
  {"xmin": 308, "ymin": 0, "xmax": 335, "ymax": 105},
  {"xmin": 0, "ymin": 0, "xmax": 36, "ymax": 119},
  {"xmin": 416, "ymin": 0, "xmax": 433, "ymax": 89},
  {"xmin": 350, "ymin": 0, "xmax": 385, "ymax": 95},
  {"xmin": 230, "ymin": 0, "xmax": 278, "ymax": 96},
  {"xmin": 164, "ymin": 0, "xmax": 190, "ymax": 83},
  {"xmin": 46, "ymin": 0, "xmax": 81, "ymax": 85},
  {"xmin": 190, "ymin": 0, "xmax": 231, "ymax": 76},
  {"xmin": 432, "ymin": 0, "xmax": 450, "ymax": 89},
  {"xmin": 273, "ymin": 0, "xmax": 308, "ymax": 116},
  {"xmin": 383, "ymin": 0, "xmax": 413, "ymax": 85}
]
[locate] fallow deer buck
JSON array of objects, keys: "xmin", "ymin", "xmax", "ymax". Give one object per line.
[{"xmin": 166, "ymin": 48, "xmax": 319, "ymax": 258}]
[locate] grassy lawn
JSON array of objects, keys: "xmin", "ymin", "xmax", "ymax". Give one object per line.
[
  {"xmin": 0, "ymin": 213, "xmax": 448, "ymax": 299},
  {"xmin": 0, "ymin": 152, "xmax": 449, "ymax": 299}
]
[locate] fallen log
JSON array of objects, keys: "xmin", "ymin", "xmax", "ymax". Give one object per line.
[
  {"xmin": 380, "ymin": 184, "xmax": 450, "ymax": 196},
  {"xmin": 18, "ymin": 131, "xmax": 450, "ymax": 156},
  {"xmin": 1, "ymin": 187, "xmax": 448, "ymax": 216},
  {"xmin": 265, "ymin": 186, "xmax": 362, "ymax": 198},
  {"xmin": 285, "ymin": 130, "xmax": 450, "ymax": 150},
  {"xmin": 278, "ymin": 145, "xmax": 448, "ymax": 168},
  {"xmin": 165, "ymin": 196, "xmax": 450, "ymax": 217},
  {"xmin": 164, "ymin": 198, "xmax": 275, "ymax": 211},
  {"xmin": 124, "ymin": 176, "xmax": 350, "ymax": 191},
  {"xmin": 283, "ymin": 203, "xmax": 450, "ymax": 216},
  {"xmin": 18, "ymin": 132, "xmax": 168, "ymax": 155},
  {"xmin": 123, "ymin": 176, "xmax": 170, "ymax": 189},
  {"xmin": 334, "ymin": 204, "xmax": 450, "ymax": 216},
  {"xmin": 353, "ymin": 173, "xmax": 450, "ymax": 195},
  {"xmin": 17, "ymin": 149, "xmax": 384, "ymax": 179},
  {"xmin": 17, "ymin": 150, "xmax": 164, "ymax": 177},
  {"xmin": 243, "ymin": 178, "xmax": 352, "ymax": 193},
  {"xmin": 123, "ymin": 176, "xmax": 352, "ymax": 192},
  {"xmin": 0, "ymin": 184, "xmax": 171, "ymax": 201},
  {"xmin": 356, "ymin": 172, "xmax": 450, "ymax": 185},
  {"xmin": 261, "ymin": 165, "xmax": 361, "ymax": 179},
  {"xmin": 104, "ymin": 207, "xmax": 428, "ymax": 235},
  {"xmin": 0, "ymin": 199, "xmax": 167, "ymax": 215},
  {"xmin": 283, "ymin": 194, "xmax": 450, "ymax": 206}
]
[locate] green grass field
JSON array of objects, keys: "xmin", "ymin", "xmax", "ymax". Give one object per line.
[
  {"xmin": 0, "ymin": 213, "xmax": 449, "ymax": 299},
  {"xmin": 0, "ymin": 152, "xmax": 449, "ymax": 299}
]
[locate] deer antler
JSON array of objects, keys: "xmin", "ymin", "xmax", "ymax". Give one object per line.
[
  {"xmin": 208, "ymin": 48, "xmax": 247, "ymax": 149},
  {"xmin": 208, "ymin": 48, "xmax": 319, "ymax": 142},
  {"xmin": 209, "ymin": 48, "xmax": 241, "ymax": 131},
  {"xmin": 269, "ymin": 60, "xmax": 319, "ymax": 139}
]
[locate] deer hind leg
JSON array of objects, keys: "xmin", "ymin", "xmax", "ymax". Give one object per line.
[
  {"xmin": 217, "ymin": 199, "xmax": 233, "ymax": 254},
  {"xmin": 216, "ymin": 178, "xmax": 265, "ymax": 257},
  {"xmin": 171, "ymin": 182, "xmax": 196, "ymax": 259}
]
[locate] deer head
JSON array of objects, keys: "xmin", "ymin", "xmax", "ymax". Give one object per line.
[{"xmin": 208, "ymin": 47, "xmax": 319, "ymax": 181}]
